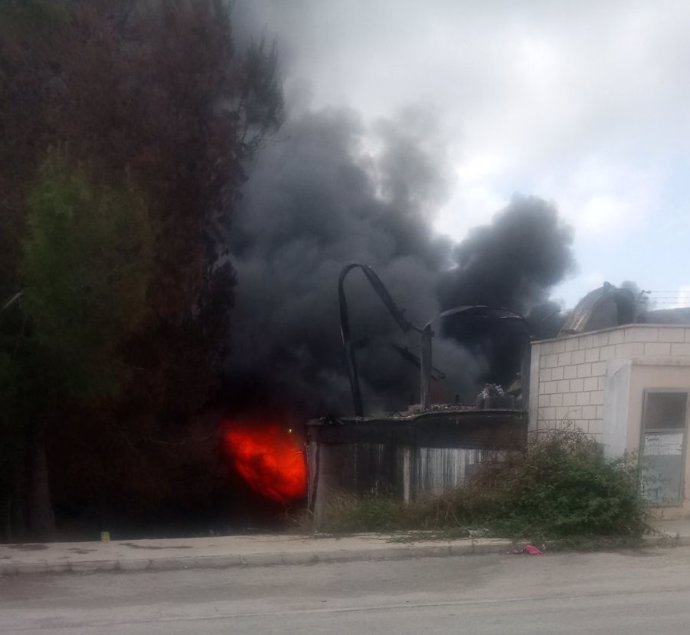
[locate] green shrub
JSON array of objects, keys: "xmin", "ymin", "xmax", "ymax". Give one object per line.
[{"xmin": 484, "ymin": 428, "xmax": 646, "ymax": 539}]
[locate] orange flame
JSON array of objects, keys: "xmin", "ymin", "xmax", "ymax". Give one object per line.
[{"xmin": 222, "ymin": 419, "xmax": 306, "ymax": 504}]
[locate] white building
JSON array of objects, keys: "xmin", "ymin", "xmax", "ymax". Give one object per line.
[{"xmin": 529, "ymin": 324, "xmax": 690, "ymax": 515}]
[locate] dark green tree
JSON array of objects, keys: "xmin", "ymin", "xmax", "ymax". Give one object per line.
[
  {"xmin": 14, "ymin": 156, "xmax": 154, "ymax": 536},
  {"xmin": 0, "ymin": 0, "xmax": 283, "ymax": 537}
]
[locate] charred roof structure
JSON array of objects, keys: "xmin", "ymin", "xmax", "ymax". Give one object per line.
[
  {"xmin": 559, "ymin": 282, "xmax": 636, "ymax": 335},
  {"xmin": 306, "ymin": 264, "xmax": 530, "ymax": 524}
]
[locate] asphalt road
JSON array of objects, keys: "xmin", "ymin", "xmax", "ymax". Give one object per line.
[{"xmin": 3, "ymin": 546, "xmax": 690, "ymax": 634}]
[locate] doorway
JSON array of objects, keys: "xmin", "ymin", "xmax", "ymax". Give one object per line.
[{"xmin": 640, "ymin": 390, "xmax": 688, "ymax": 505}]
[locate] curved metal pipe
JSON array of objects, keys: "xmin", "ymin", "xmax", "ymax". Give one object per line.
[{"xmin": 338, "ymin": 264, "xmax": 422, "ymax": 417}]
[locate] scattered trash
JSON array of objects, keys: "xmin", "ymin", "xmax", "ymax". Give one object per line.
[{"xmin": 511, "ymin": 544, "xmax": 543, "ymax": 555}]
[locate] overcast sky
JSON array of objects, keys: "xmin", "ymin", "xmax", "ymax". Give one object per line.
[{"xmin": 237, "ymin": 0, "xmax": 690, "ymax": 309}]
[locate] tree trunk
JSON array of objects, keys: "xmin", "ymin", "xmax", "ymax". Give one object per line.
[
  {"xmin": 1, "ymin": 499, "xmax": 10, "ymax": 542},
  {"xmin": 27, "ymin": 426, "xmax": 55, "ymax": 539},
  {"xmin": 11, "ymin": 456, "xmax": 27, "ymax": 540}
]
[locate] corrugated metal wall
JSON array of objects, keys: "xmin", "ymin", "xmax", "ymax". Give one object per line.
[{"xmin": 306, "ymin": 410, "xmax": 527, "ymax": 523}]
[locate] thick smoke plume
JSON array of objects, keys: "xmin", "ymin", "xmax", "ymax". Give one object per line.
[
  {"xmin": 438, "ymin": 197, "xmax": 575, "ymax": 312},
  {"xmin": 225, "ymin": 107, "xmax": 575, "ymax": 417},
  {"xmin": 437, "ymin": 197, "xmax": 575, "ymax": 385}
]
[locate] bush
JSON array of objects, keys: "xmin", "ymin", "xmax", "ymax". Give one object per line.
[
  {"xmin": 314, "ymin": 427, "xmax": 647, "ymax": 541},
  {"xmin": 484, "ymin": 428, "xmax": 646, "ymax": 539}
]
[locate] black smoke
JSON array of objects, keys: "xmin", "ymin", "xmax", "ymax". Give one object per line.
[
  {"xmin": 438, "ymin": 196, "xmax": 576, "ymax": 386},
  {"xmin": 438, "ymin": 196, "xmax": 575, "ymax": 312},
  {"xmin": 224, "ymin": 108, "xmax": 576, "ymax": 417}
]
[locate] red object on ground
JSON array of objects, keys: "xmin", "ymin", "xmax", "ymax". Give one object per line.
[
  {"xmin": 512, "ymin": 544, "xmax": 543, "ymax": 555},
  {"xmin": 222, "ymin": 419, "xmax": 306, "ymax": 504}
]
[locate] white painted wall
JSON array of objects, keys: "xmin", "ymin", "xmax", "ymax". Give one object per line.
[
  {"xmin": 603, "ymin": 359, "xmax": 632, "ymax": 458},
  {"xmin": 530, "ymin": 325, "xmax": 690, "ymax": 443}
]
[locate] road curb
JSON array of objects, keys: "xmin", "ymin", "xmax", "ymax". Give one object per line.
[
  {"xmin": 643, "ymin": 533, "xmax": 690, "ymax": 548},
  {"xmin": 0, "ymin": 538, "xmax": 515, "ymax": 576},
  {"xmin": 6, "ymin": 534, "xmax": 684, "ymax": 576}
]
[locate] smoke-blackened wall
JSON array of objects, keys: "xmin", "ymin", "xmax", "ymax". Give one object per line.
[{"xmin": 225, "ymin": 108, "xmax": 576, "ymax": 417}]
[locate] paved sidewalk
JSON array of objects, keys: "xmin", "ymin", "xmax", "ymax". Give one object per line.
[
  {"xmin": 0, "ymin": 518, "xmax": 687, "ymax": 576},
  {"xmin": 0, "ymin": 533, "xmax": 513, "ymax": 575},
  {"xmin": 648, "ymin": 517, "xmax": 690, "ymax": 545}
]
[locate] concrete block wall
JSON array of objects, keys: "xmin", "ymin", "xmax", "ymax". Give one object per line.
[{"xmin": 529, "ymin": 325, "xmax": 690, "ymax": 442}]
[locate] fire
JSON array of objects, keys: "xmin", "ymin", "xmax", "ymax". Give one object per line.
[{"xmin": 222, "ymin": 418, "xmax": 306, "ymax": 504}]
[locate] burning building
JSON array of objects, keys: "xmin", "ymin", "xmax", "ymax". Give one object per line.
[
  {"xmin": 306, "ymin": 275, "xmax": 690, "ymax": 522},
  {"xmin": 305, "ymin": 264, "xmax": 530, "ymax": 524},
  {"xmin": 220, "ymin": 104, "xmax": 688, "ymax": 521},
  {"xmin": 221, "ymin": 108, "xmax": 576, "ymax": 514}
]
